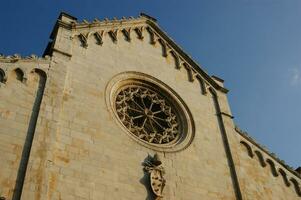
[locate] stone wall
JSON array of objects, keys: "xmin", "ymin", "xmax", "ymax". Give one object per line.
[
  {"xmin": 0, "ymin": 59, "xmax": 49, "ymax": 199},
  {"xmin": 30, "ymin": 18, "xmax": 236, "ymax": 199},
  {"xmin": 0, "ymin": 13, "xmax": 300, "ymax": 200}
]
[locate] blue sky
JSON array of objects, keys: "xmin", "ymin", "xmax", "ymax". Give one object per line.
[{"xmin": 1, "ymin": 0, "xmax": 300, "ymax": 168}]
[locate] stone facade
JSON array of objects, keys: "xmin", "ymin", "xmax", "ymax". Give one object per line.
[{"xmin": 0, "ymin": 12, "xmax": 300, "ymax": 200}]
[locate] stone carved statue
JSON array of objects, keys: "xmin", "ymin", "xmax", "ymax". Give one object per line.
[{"xmin": 143, "ymin": 153, "xmax": 166, "ymax": 200}]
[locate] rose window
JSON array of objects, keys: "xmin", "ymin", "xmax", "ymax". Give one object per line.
[{"xmin": 115, "ymin": 86, "xmax": 180, "ymax": 145}]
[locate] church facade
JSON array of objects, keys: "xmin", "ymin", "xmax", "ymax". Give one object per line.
[{"xmin": 0, "ymin": 12, "xmax": 300, "ymax": 200}]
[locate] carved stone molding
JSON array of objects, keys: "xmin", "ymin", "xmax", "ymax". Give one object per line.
[
  {"xmin": 122, "ymin": 28, "xmax": 131, "ymax": 42},
  {"xmin": 94, "ymin": 31, "xmax": 104, "ymax": 45},
  {"xmin": 78, "ymin": 33, "xmax": 89, "ymax": 48},
  {"xmin": 134, "ymin": 26, "xmax": 144, "ymax": 40},
  {"xmin": 68, "ymin": 17, "xmax": 228, "ymax": 94},
  {"xmin": 108, "ymin": 29, "xmax": 118, "ymax": 42}
]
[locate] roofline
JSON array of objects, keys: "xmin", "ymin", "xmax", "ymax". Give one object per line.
[
  {"xmin": 45, "ymin": 12, "xmax": 229, "ymax": 93},
  {"xmin": 145, "ymin": 20, "xmax": 228, "ymax": 93}
]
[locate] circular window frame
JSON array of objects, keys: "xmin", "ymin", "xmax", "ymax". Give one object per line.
[{"xmin": 106, "ymin": 72, "xmax": 195, "ymax": 152}]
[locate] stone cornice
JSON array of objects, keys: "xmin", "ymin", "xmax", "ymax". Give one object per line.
[{"xmin": 47, "ymin": 13, "xmax": 228, "ymax": 94}]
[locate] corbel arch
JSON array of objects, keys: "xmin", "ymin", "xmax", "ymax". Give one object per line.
[
  {"xmin": 239, "ymin": 141, "xmax": 254, "ymax": 158},
  {"xmin": 290, "ymin": 178, "xmax": 301, "ymax": 196},
  {"xmin": 195, "ymin": 75, "xmax": 207, "ymax": 95},
  {"xmin": 158, "ymin": 38, "xmax": 168, "ymax": 57},
  {"xmin": 278, "ymin": 168, "xmax": 291, "ymax": 187},
  {"xmin": 10, "ymin": 68, "xmax": 25, "ymax": 82},
  {"xmin": 169, "ymin": 50, "xmax": 180, "ymax": 69},
  {"xmin": 254, "ymin": 150, "xmax": 267, "ymax": 167},
  {"xmin": 0, "ymin": 68, "xmax": 7, "ymax": 83},
  {"xmin": 266, "ymin": 158, "xmax": 279, "ymax": 177},
  {"xmin": 31, "ymin": 68, "xmax": 47, "ymax": 79}
]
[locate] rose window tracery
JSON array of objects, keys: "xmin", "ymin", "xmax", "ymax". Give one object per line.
[{"xmin": 115, "ymin": 86, "xmax": 180, "ymax": 145}]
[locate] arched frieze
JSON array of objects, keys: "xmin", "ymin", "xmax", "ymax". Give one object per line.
[
  {"xmin": 0, "ymin": 68, "xmax": 7, "ymax": 84},
  {"xmin": 78, "ymin": 32, "xmax": 90, "ymax": 48},
  {"xmin": 10, "ymin": 68, "xmax": 26, "ymax": 83},
  {"xmin": 254, "ymin": 150, "xmax": 267, "ymax": 167},
  {"xmin": 134, "ymin": 26, "xmax": 144, "ymax": 40},
  {"xmin": 72, "ymin": 25, "xmax": 217, "ymax": 97},
  {"xmin": 122, "ymin": 28, "xmax": 131, "ymax": 42},
  {"xmin": 169, "ymin": 50, "xmax": 180, "ymax": 69},
  {"xmin": 93, "ymin": 31, "xmax": 104, "ymax": 45},
  {"xmin": 278, "ymin": 168, "xmax": 291, "ymax": 187},
  {"xmin": 290, "ymin": 178, "xmax": 301, "ymax": 197},
  {"xmin": 266, "ymin": 159, "xmax": 279, "ymax": 177},
  {"xmin": 195, "ymin": 75, "xmax": 207, "ymax": 95},
  {"xmin": 239, "ymin": 141, "xmax": 254, "ymax": 158},
  {"xmin": 108, "ymin": 29, "xmax": 118, "ymax": 43}
]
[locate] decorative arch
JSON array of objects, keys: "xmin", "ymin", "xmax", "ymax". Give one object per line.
[
  {"xmin": 0, "ymin": 68, "xmax": 6, "ymax": 83},
  {"xmin": 278, "ymin": 168, "xmax": 291, "ymax": 187},
  {"xmin": 290, "ymin": 178, "xmax": 301, "ymax": 197},
  {"xmin": 11, "ymin": 68, "xmax": 25, "ymax": 82},
  {"xmin": 195, "ymin": 75, "xmax": 207, "ymax": 95},
  {"xmin": 30, "ymin": 68, "xmax": 47, "ymax": 81},
  {"xmin": 158, "ymin": 38, "xmax": 168, "ymax": 57},
  {"xmin": 239, "ymin": 141, "xmax": 254, "ymax": 158},
  {"xmin": 254, "ymin": 150, "xmax": 267, "ymax": 167},
  {"xmin": 71, "ymin": 23, "xmax": 228, "ymax": 95},
  {"xmin": 266, "ymin": 159, "xmax": 279, "ymax": 177},
  {"xmin": 169, "ymin": 50, "xmax": 180, "ymax": 69},
  {"xmin": 183, "ymin": 63, "xmax": 194, "ymax": 82}
]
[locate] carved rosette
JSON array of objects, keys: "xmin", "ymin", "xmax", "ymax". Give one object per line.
[
  {"xmin": 106, "ymin": 72, "xmax": 195, "ymax": 152},
  {"xmin": 115, "ymin": 86, "xmax": 179, "ymax": 145}
]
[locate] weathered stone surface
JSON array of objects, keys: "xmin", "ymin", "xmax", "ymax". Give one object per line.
[{"xmin": 0, "ymin": 12, "xmax": 300, "ymax": 200}]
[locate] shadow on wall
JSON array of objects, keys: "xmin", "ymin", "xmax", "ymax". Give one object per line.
[{"xmin": 12, "ymin": 69, "xmax": 47, "ymax": 200}]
